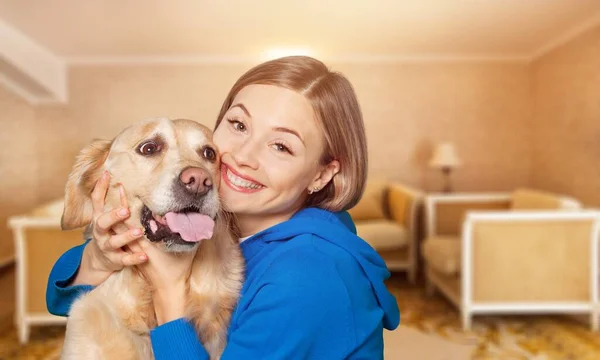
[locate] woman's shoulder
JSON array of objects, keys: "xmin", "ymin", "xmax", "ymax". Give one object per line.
[
  {"xmin": 268, "ymin": 233, "xmax": 341, "ymax": 270},
  {"xmin": 263, "ymin": 233, "xmax": 356, "ymax": 287}
]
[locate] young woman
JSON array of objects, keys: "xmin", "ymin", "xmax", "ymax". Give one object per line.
[{"xmin": 47, "ymin": 56, "xmax": 399, "ymax": 359}]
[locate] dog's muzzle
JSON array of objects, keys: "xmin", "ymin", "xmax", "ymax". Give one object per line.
[{"xmin": 140, "ymin": 166, "xmax": 217, "ymax": 249}]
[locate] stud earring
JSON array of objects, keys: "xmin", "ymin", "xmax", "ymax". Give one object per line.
[{"xmin": 308, "ymin": 186, "xmax": 320, "ymax": 194}]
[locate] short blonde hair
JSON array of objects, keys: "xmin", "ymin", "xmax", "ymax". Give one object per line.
[{"xmin": 214, "ymin": 56, "xmax": 367, "ymax": 212}]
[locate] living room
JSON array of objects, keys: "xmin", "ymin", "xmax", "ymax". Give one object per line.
[{"xmin": 1, "ymin": 1, "xmax": 599, "ymax": 359}]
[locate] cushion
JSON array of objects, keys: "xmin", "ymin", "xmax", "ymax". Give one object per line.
[
  {"xmin": 422, "ymin": 236, "xmax": 461, "ymax": 276},
  {"xmin": 356, "ymin": 220, "xmax": 408, "ymax": 251},
  {"xmin": 348, "ymin": 180, "xmax": 387, "ymax": 221},
  {"xmin": 511, "ymin": 188, "xmax": 563, "ymax": 210}
]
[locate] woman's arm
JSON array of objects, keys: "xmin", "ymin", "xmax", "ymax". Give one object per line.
[
  {"xmin": 46, "ymin": 240, "xmax": 95, "ymax": 316},
  {"xmin": 149, "ymin": 247, "xmax": 353, "ymax": 360}
]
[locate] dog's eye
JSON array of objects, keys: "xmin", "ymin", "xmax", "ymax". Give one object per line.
[
  {"xmin": 138, "ymin": 141, "xmax": 161, "ymax": 156},
  {"xmin": 202, "ymin": 146, "xmax": 216, "ymax": 161}
]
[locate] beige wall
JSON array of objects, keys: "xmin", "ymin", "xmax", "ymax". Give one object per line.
[
  {"xmin": 0, "ymin": 60, "xmax": 538, "ymax": 260},
  {"xmin": 531, "ymin": 24, "xmax": 600, "ymax": 207},
  {"xmin": 336, "ymin": 62, "xmax": 532, "ymax": 191},
  {"xmin": 0, "ymin": 87, "xmax": 39, "ymax": 262}
]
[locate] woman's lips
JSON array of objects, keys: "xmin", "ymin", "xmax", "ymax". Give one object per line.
[
  {"xmin": 221, "ymin": 164, "xmax": 265, "ymax": 194},
  {"xmin": 223, "ymin": 164, "xmax": 263, "ymax": 185}
]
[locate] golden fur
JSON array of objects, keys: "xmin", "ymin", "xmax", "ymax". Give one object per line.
[{"xmin": 60, "ymin": 118, "xmax": 244, "ymax": 359}]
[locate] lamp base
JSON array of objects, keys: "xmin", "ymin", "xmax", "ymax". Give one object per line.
[{"xmin": 441, "ymin": 167, "xmax": 453, "ymax": 193}]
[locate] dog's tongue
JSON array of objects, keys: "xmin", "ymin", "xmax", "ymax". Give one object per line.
[{"xmin": 164, "ymin": 212, "xmax": 215, "ymax": 242}]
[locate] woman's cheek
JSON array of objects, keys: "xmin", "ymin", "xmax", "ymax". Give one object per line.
[{"xmin": 212, "ymin": 130, "xmax": 227, "ymax": 150}]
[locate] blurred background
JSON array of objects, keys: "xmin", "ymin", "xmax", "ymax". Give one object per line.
[{"xmin": 1, "ymin": 1, "xmax": 600, "ymax": 359}]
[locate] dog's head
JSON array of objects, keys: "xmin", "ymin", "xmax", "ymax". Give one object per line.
[{"xmin": 61, "ymin": 118, "xmax": 222, "ymax": 253}]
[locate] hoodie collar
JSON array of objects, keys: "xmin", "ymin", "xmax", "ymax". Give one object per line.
[{"xmin": 239, "ymin": 208, "xmax": 336, "ymax": 260}]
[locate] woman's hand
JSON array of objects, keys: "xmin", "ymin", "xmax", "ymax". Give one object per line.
[
  {"xmin": 71, "ymin": 171, "xmax": 195, "ymax": 324},
  {"xmin": 72, "ymin": 171, "xmax": 147, "ymax": 286}
]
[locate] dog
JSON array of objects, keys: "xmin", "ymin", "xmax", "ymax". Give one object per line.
[{"xmin": 60, "ymin": 118, "xmax": 244, "ymax": 359}]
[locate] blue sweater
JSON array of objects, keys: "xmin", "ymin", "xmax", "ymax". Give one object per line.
[{"xmin": 47, "ymin": 208, "xmax": 400, "ymax": 359}]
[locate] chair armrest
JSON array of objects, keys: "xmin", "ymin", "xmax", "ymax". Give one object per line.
[
  {"xmin": 388, "ymin": 183, "xmax": 423, "ymax": 233},
  {"xmin": 8, "ymin": 216, "xmax": 62, "ymax": 229},
  {"xmin": 425, "ymin": 193, "xmax": 512, "ymax": 237},
  {"xmin": 461, "ymin": 210, "xmax": 600, "ymax": 303}
]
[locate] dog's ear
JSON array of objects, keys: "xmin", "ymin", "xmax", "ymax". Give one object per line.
[{"xmin": 61, "ymin": 139, "xmax": 112, "ymax": 230}]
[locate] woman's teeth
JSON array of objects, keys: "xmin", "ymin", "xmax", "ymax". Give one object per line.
[{"xmin": 227, "ymin": 169, "xmax": 262, "ymax": 189}]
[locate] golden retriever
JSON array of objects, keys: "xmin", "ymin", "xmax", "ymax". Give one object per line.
[{"xmin": 60, "ymin": 118, "xmax": 244, "ymax": 360}]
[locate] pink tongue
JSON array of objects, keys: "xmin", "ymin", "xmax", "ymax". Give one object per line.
[{"xmin": 164, "ymin": 212, "xmax": 215, "ymax": 242}]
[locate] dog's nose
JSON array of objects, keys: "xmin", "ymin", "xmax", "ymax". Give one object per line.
[{"xmin": 179, "ymin": 167, "xmax": 212, "ymax": 195}]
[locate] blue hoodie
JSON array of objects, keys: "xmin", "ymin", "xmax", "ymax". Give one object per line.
[{"xmin": 47, "ymin": 208, "xmax": 400, "ymax": 359}]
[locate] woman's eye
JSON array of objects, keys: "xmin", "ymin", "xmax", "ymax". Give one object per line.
[
  {"xmin": 138, "ymin": 141, "xmax": 161, "ymax": 156},
  {"xmin": 228, "ymin": 119, "xmax": 246, "ymax": 132},
  {"xmin": 272, "ymin": 143, "xmax": 292, "ymax": 154},
  {"xmin": 202, "ymin": 146, "xmax": 217, "ymax": 161}
]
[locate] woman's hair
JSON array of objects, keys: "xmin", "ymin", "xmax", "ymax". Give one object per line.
[{"xmin": 215, "ymin": 56, "xmax": 367, "ymax": 212}]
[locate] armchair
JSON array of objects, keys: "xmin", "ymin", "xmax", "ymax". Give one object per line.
[
  {"xmin": 348, "ymin": 180, "xmax": 423, "ymax": 282},
  {"xmin": 422, "ymin": 189, "xmax": 600, "ymax": 330}
]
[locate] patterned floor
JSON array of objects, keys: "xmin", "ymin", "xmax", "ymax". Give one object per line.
[
  {"xmin": 0, "ymin": 325, "xmax": 63, "ymax": 360},
  {"xmin": 388, "ymin": 276, "xmax": 600, "ymax": 360},
  {"xmin": 2, "ymin": 275, "xmax": 600, "ymax": 359}
]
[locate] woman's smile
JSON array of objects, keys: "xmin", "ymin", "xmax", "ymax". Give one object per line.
[{"xmin": 221, "ymin": 163, "xmax": 266, "ymax": 193}]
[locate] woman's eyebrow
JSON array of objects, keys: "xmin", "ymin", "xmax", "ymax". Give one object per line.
[
  {"xmin": 273, "ymin": 127, "xmax": 305, "ymax": 145},
  {"xmin": 230, "ymin": 103, "xmax": 251, "ymax": 118}
]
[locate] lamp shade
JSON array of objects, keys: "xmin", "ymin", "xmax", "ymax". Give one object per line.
[{"xmin": 429, "ymin": 142, "xmax": 462, "ymax": 169}]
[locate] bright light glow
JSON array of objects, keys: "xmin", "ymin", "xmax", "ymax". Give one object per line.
[{"xmin": 263, "ymin": 48, "xmax": 313, "ymax": 60}]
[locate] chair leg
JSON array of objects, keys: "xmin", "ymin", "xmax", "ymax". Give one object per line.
[
  {"xmin": 18, "ymin": 319, "xmax": 29, "ymax": 344},
  {"xmin": 462, "ymin": 310, "xmax": 472, "ymax": 331},
  {"xmin": 592, "ymin": 310, "xmax": 599, "ymax": 332}
]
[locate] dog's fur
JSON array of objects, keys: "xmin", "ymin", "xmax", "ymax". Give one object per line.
[{"xmin": 60, "ymin": 118, "xmax": 244, "ymax": 360}]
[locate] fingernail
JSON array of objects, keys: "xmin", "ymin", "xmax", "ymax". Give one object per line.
[
  {"xmin": 103, "ymin": 171, "xmax": 111, "ymax": 179},
  {"xmin": 132, "ymin": 228, "xmax": 143, "ymax": 236},
  {"xmin": 139, "ymin": 254, "xmax": 147, "ymax": 261},
  {"xmin": 118, "ymin": 208, "xmax": 129, "ymax": 217}
]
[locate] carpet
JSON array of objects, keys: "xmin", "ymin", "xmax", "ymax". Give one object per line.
[
  {"xmin": 388, "ymin": 276, "xmax": 600, "ymax": 360},
  {"xmin": 385, "ymin": 326, "xmax": 474, "ymax": 359}
]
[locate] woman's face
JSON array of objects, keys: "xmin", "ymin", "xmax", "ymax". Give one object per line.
[{"xmin": 213, "ymin": 84, "xmax": 336, "ymax": 231}]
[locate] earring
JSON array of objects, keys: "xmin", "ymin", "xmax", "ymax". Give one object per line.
[{"xmin": 308, "ymin": 186, "xmax": 320, "ymax": 194}]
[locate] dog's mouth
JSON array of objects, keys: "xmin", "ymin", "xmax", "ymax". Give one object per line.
[{"xmin": 141, "ymin": 205, "xmax": 215, "ymax": 246}]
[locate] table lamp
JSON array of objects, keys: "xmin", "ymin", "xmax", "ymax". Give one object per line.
[{"xmin": 429, "ymin": 142, "xmax": 462, "ymax": 193}]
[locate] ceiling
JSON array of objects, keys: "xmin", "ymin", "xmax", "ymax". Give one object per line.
[
  {"xmin": 2, "ymin": 0, "xmax": 599, "ymax": 104},
  {"xmin": 1, "ymin": 0, "xmax": 600, "ymax": 60}
]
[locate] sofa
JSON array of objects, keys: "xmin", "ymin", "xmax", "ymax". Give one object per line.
[
  {"xmin": 422, "ymin": 188, "xmax": 600, "ymax": 330},
  {"xmin": 348, "ymin": 180, "xmax": 423, "ymax": 282}
]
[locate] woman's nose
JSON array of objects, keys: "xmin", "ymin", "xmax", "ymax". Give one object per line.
[{"xmin": 231, "ymin": 139, "xmax": 259, "ymax": 170}]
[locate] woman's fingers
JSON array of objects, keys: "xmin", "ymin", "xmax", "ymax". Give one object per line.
[
  {"xmin": 127, "ymin": 239, "xmax": 145, "ymax": 254},
  {"xmin": 95, "ymin": 207, "xmax": 130, "ymax": 235},
  {"xmin": 89, "ymin": 180, "xmax": 145, "ymax": 269},
  {"xmin": 118, "ymin": 183, "xmax": 129, "ymax": 208},
  {"xmin": 119, "ymin": 252, "xmax": 148, "ymax": 266},
  {"xmin": 106, "ymin": 228, "xmax": 144, "ymax": 250},
  {"xmin": 91, "ymin": 171, "xmax": 111, "ymax": 217}
]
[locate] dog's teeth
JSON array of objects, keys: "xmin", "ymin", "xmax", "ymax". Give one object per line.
[
  {"xmin": 150, "ymin": 220, "xmax": 158, "ymax": 233},
  {"xmin": 153, "ymin": 214, "xmax": 167, "ymax": 225}
]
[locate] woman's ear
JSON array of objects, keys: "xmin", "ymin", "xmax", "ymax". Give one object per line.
[{"xmin": 308, "ymin": 160, "xmax": 340, "ymax": 193}]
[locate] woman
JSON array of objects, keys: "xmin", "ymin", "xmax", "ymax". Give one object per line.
[{"xmin": 47, "ymin": 56, "xmax": 399, "ymax": 359}]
